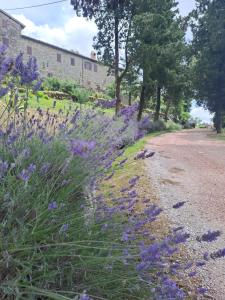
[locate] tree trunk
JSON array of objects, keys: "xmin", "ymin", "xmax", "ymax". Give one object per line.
[
  {"xmin": 114, "ymin": 14, "xmax": 121, "ymax": 115},
  {"xmin": 154, "ymin": 85, "xmax": 161, "ymax": 121},
  {"xmin": 164, "ymin": 99, "xmax": 171, "ymax": 122},
  {"xmin": 137, "ymin": 85, "xmax": 146, "ymax": 121},
  {"xmin": 128, "ymin": 91, "xmax": 132, "ymax": 106},
  {"xmin": 137, "ymin": 68, "xmax": 147, "ymax": 121},
  {"xmin": 215, "ymin": 109, "xmax": 222, "ymax": 134}
]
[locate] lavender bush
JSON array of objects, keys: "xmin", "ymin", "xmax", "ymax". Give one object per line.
[{"xmin": 0, "ymin": 47, "xmax": 214, "ymax": 300}]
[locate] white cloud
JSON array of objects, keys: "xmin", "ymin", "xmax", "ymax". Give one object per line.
[{"xmin": 13, "ymin": 14, "xmax": 97, "ymax": 57}]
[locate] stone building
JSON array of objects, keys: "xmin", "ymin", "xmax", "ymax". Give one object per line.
[{"xmin": 0, "ymin": 9, "xmax": 114, "ymax": 92}]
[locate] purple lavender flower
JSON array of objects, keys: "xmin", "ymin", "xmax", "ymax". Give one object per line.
[
  {"xmin": 188, "ymin": 271, "xmax": 197, "ymax": 277},
  {"xmin": 197, "ymin": 287, "xmax": 207, "ymax": 295},
  {"xmin": 120, "ymin": 187, "xmax": 130, "ymax": 193},
  {"xmin": 27, "ymin": 163, "xmax": 36, "ymax": 173},
  {"xmin": 196, "ymin": 261, "xmax": 206, "ymax": 267},
  {"xmin": 154, "ymin": 277, "xmax": 186, "ymax": 300},
  {"xmin": 122, "ymin": 231, "xmax": 130, "ymax": 242},
  {"xmin": 134, "ymin": 149, "xmax": 155, "ymax": 160},
  {"xmin": 128, "ymin": 190, "xmax": 137, "ymax": 198},
  {"xmin": 105, "ymin": 171, "xmax": 114, "ymax": 181},
  {"xmin": 18, "ymin": 163, "xmax": 36, "ymax": 182},
  {"xmin": 19, "ymin": 169, "xmax": 30, "ymax": 182},
  {"xmin": 21, "ymin": 148, "xmax": 31, "ymax": 159},
  {"xmin": 13, "ymin": 54, "xmax": 39, "ymax": 85},
  {"xmin": 95, "ymin": 99, "xmax": 116, "ymax": 109},
  {"xmin": 48, "ymin": 201, "xmax": 57, "ymax": 211},
  {"xmin": 69, "ymin": 139, "xmax": 96, "ymax": 158},
  {"xmin": 0, "ymin": 87, "xmax": 8, "ymax": 97},
  {"xmin": 172, "ymin": 232, "xmax": 190, "ymax": 244},
  {"xmin": 203, "ymin": 252, "xmax": 209, "ymax": 262},
  {"xmin": 60, "ymin": 223, "xmax": 69, "ymax": 233},
  {"xmin": 210, "ymin": 248, "xmax": 225, "ymax": 259},
  {"xmin": 119, "ymin": 158, "xmax": 128, "ymax": 166},
  {"xmin": 197, "ymin": 230, "xmax": 221, "ymax": 243},
  {"xmin": 129, "ymin": 176, "xmax": 140, "ymax": 186},
  {"xmin": 144, "ymin": 205, "xmax": 163, "ymax": 218},
  {"xmin": 172, "ymin": 201, "xmax": 186, "ymax": 209},
  {"xmin": 80, "ymin": 292, "xmax": 91, "ymax": 300},
  {"xmin": 134, "ymin": 150, "xmax": 148, "ymax": 160},
  {"xmin": 144, "ymin": 151, "xmax": 155, "ymax": 159},
  {"xmin": 33, "ymin": 80, "xmax": 42, "ymax": 92},
  {"xmin": 40, "ymin": 163, "xmax": 51, "ymax": 175},
  {"xmin": 7, "ymin": 133, "xmax": 19, "ymax": 145},
  {"xmin": 173, "ymin": 226, "xmax": 184, "ymax": 232}
]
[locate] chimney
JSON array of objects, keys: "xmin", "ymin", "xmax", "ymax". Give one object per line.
[{"xmin": 90, "ymin": 51, "xmax": 97, "ymax": 60}]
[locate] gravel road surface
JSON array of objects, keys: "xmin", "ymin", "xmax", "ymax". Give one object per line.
[{"xmin": 145, "ymin": 129, "xmax": 225, "ymax": 299}]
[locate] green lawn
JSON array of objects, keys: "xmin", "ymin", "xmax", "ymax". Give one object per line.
[
  {"xmin": 0, "ymin": 92, "xmax": 115, "ymax": 115},
  {"xmin": 28, "ymin": 94, "xmax": 93, "ymax": 112}
]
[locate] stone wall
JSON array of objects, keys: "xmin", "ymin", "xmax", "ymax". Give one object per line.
[
  {"xmin": 0, "ymin": 11, "xmax": 23, "ymax": 57},
  {"xmin": 0, "ymin": 10, "xmax": 114, "ymax": 92}
]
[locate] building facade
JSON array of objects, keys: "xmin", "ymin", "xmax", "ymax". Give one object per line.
[{"xmin": 0, "ymin": 9, "xmax": 114, "ymax": 92}]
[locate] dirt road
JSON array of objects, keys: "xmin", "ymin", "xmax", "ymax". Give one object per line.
[{"xmin": 145, "ymin": 129, "xmax": 225, "ymax": 299}]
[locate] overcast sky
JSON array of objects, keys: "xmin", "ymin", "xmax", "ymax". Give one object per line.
[
  {"xmin": 0, "ymin": 0, "xmax": 196, "ymax": 55},
  {"xmin": 0, "ymin": 0, "xmax": 212, "ymax": 122}
]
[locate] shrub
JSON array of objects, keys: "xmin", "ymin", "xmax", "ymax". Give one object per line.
[
  {"xmin": 0, "ymin": 109, "xmax": 152, "ymax": 300},
  {"xmin": 42, "ymin": 78, "xmax": 91, "ymax": 104},
  {"xmin": 139, "ymin": 117, "xmax": 166, "ymax": 133},
  {"xmin": 166, "ymin": 120, "xmax": 182, "ymax": 131},
  {"xmin": 42, "ymin": 77, "xmax": 61, "ymax": 91}
]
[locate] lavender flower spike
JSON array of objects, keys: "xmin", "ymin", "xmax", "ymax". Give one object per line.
[
  {"xmin": 173, "ymin": 201, "xmax": 186, "ymax": 209},
  {"xmin": 197, "ymin": 230, "xmax": 221, "ymax": 243},
  {"xmin": 69, "ymin": 139, "xmax": 96, "ymax": 158}
]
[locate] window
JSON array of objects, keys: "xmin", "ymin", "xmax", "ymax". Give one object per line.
[
  {"xmin": 2, "ymin": 20, "xmax": 7, "ymax": 28},
  {"xmin": 94, "ymin": 64, "xmax": 98, "ymax": 72},
  {"xmin": 2, "ymin": 38, "xmax": 9, "ymax": 47},
  {"xmin": 57, "ymin": 53, "xmax": 61, "ymax": 63},
  {"xmin": 48, "ymin": 73, "xmax": 53, "ymax": 78},
  {"xmin": 84, "ymin": 61, "xmax": 92, "ymax": 71},
  {"xmin": 27, "ymin": 46, "xmax": 32, "ymax": 55},
  {"xmin": 71, "ymin": 57, "xmax": 75, "ymax": 66}
]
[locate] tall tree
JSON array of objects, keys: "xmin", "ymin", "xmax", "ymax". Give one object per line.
[
  {"xmin": 133, "ymin": 0, "xmax": 186, "ymax": 121},
  {"xmin": 191, "ymin": 0, "xmax": 225, "ymax": 133},
  {"xmin": 71, "ymin": 0, "xmax": 134, "ymax": 114}
]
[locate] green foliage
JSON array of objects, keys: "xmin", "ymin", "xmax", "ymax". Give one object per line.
[
  {"xmin": 191, "ymin": 0, "xmax": 225, "ymax": 133},
  {"xmin": 43, "ymin": 78, "xmax": 91, "ymax": 104},
  {"xmin": 72, "ymin": 0, "xmax": 137, "ymax": 113},
  {"xmin": 165, "ymin": 120, "xmax": 182, "ymax": 131},
  {"xmin": 133, "ymin": 0, "xmax": 190, "ymax": 121},
  {"xmin": 105, "ymin": 82, "xmax": 116, "ymax": 99}
]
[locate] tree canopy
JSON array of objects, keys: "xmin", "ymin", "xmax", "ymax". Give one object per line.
[{"xmin": 191, "ymin": 0, "xmax": 225, "ymax": 133}]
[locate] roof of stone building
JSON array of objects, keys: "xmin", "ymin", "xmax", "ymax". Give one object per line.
[
  {"xmin": 0, "ymin": 9, "xmax": 25, "ymax": 29},
  {"xmin": 21, "ymin": 35, "xmax": 101, "ymax": 65}
]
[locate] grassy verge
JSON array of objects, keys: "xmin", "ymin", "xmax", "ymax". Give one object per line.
[
  {"xmin": 101, "ymin": 131, "xmax": 167, "ymax": 201},
  {"xmin": 207, "ymin": 129, "xmax": 225, "ymax": 141}
]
